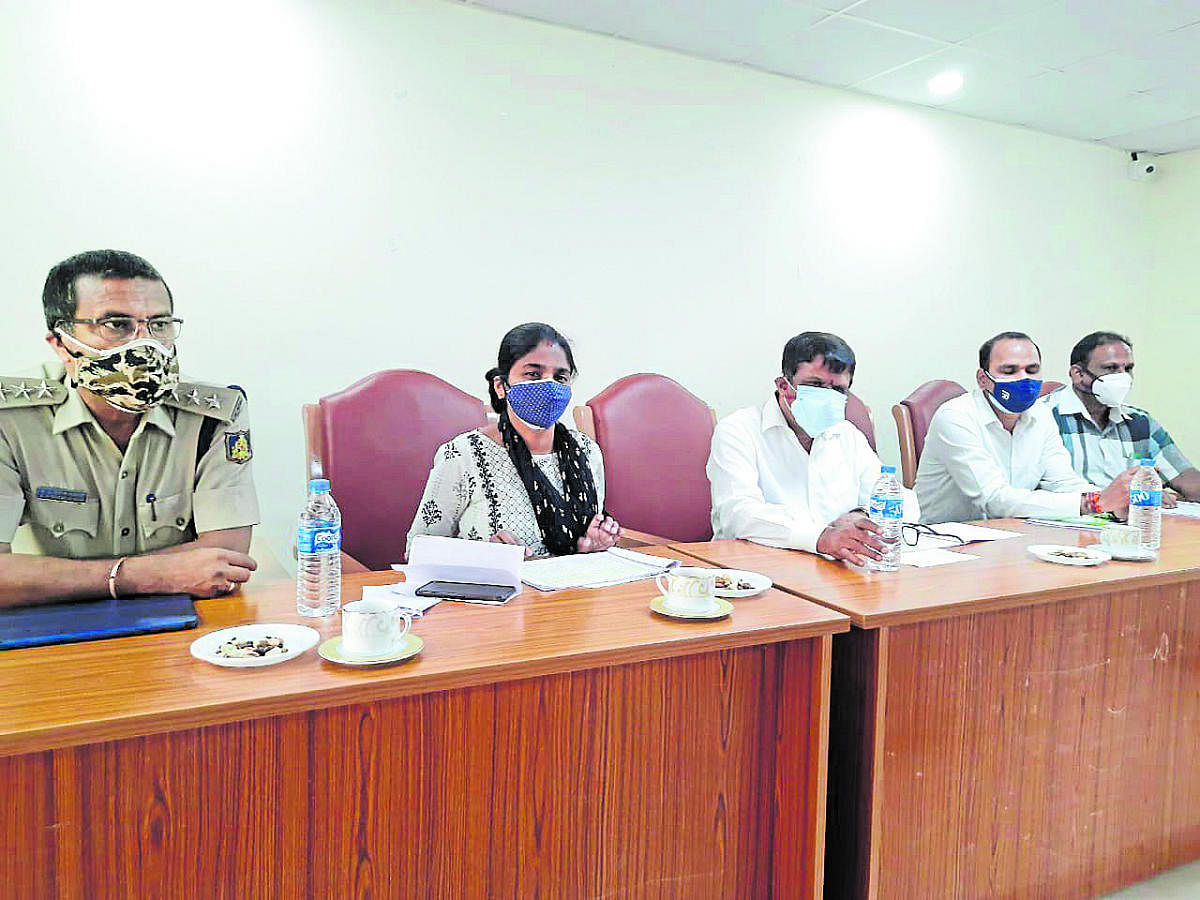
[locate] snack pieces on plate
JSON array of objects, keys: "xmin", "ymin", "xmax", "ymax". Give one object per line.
[
  {"xmin": 216, "ymin": 635, "xmax": 287, "ymax": 658},
  {"xmin": 1047, "ymin": 549, "xmax": 1091, "ymax": 560},
  {"xmin": 714, "ymin": 574, "xmax": 755, "ymax": 591}
]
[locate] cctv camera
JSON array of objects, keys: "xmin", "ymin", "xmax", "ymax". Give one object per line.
[{"xmin": 1127, "ymin": 152, "xmax": 1158, "ymax": 182}]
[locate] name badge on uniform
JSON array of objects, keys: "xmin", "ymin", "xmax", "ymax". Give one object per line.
[
  {"xmin": 225, "ymin": 430, "xmax": 253, "ymax": 464},
  {"xmin": 36, "ymin": 486, "xmax": 88, "ymax": 503}
]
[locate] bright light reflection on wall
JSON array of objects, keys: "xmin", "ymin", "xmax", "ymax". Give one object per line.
[
  {"xmin": 814, "ymin": 108, "xmax": 945, "ymax": 257},
  {"xmin": 56, "ymin": 0, "xmax": 318, "ymax": 168}
]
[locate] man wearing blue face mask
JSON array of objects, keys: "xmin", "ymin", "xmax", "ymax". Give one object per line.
[
  {"xmin": 916, "ymin": 331, "xmax": 1134, "ymax": 524},
  {"xmin": 707, "ymin": 332, "xmax": 919, "ymax": 567}
]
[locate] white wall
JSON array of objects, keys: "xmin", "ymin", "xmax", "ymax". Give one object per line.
[
  {"xmin": 1, "ymin": 0, "xmax": 1176, "ymax": 570},
  {"xmin": 1146, "ymin": 148, "xmax": 1200, "ymax": 461}
]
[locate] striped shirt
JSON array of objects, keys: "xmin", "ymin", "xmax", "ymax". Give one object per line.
[{"xmin": 1046, "ymin": 387, "xmax": 1192, "ymax": 486}]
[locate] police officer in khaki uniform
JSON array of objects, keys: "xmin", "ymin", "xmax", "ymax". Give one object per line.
[{"xmin": 0, "ymin": 250, "xmax": 259, "ymax": 608}]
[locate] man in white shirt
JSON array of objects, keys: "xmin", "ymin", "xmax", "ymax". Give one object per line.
[
  {"xmin": 916, "ymin": 331, "xmax": 1134, "ymax": 524},
  {"xmin": 707, "ymin": 332, "xmax": 918, "ymax": 567}
]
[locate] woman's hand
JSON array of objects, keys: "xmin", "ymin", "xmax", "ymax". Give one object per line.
[
  {"xmin": 490, "ymin": 530, "xmax": 533, "ymax": 558},
  {"xmin": 576, "ymin": 514, "xmax": 621, "ymax": 553}
]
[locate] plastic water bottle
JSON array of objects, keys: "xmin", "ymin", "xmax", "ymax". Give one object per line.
[
  {"xmin": 868, "ymin": 465, "xmax": 904, "ymax": 572},
  {"xmin": 297, "ymin": 478, "xmax": 342, "ymax": 617},
  {"xmin": 1128, "ymin": 459, "xmax": 1162, "ymax": 555}
]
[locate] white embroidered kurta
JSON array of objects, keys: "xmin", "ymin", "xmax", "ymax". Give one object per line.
[{"xmin": 406, "ymin": 429, "xmax": 606, "ymax": 558}]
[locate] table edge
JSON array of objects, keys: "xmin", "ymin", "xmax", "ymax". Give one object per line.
[{"xmin": 0, "ymin": 613, "xmax": 848, "ymax": 758}]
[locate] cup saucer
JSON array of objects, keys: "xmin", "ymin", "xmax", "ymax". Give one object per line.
[
  {"xmin": 650, "ymin": 594, "xmax": 733, "ymax": 621},
  {"xmin": 1101, "ymin": 544, "xmax": 1157, "ymax": 562},
  {"xmin": 318, "ymin": 633, "xmax": 424, "ymax": 667}
]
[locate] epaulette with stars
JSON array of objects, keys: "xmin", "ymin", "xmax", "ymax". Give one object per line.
[
  {"xmin": 163, "ymin": 381, "xmax": 245, "ymax": 424},
  {"xmin": 0, "ymin": 376, "xmax": 68, "ymax": 408}
]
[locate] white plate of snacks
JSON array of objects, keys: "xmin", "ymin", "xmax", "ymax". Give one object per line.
[
  {"xmin": 1026, "ymin": 544, "xmax": 1111, "ymax": 567},
  {"xmin": 709, "ymin": 569, "xmax": 773, "ymax": 598},
  {"xmin": 190, "ymin": 623, "xmax": 321, "ymax": 668}
]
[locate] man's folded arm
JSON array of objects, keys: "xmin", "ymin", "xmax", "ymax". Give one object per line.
[{"xmin": 929, "ymin": 415, "xmax": 1081, "ymax": 519}]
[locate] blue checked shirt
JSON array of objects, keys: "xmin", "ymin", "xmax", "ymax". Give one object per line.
[{"xmin": 1047, "ymin": 387, "xmax": 1193, "ymax": 486}]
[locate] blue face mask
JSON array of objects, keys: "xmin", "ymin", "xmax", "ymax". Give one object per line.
[
  {"xmin": 788, "ymin": 384, "xmax": 847, "ymax": 438},
  {"xmin": 985, "ymin": 373, "xmax": 1043, "ymax": 414},
  {"xmin": 506, "ymin": 379, "xmax": 572, "ymax": 430}
]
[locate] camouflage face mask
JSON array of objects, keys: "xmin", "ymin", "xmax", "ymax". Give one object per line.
[{"xmin": 57, "ymin": 330, "xmax": 180, "ymax": 413}]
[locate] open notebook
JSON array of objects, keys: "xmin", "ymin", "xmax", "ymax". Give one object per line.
[{"xmin": 522, "ymin": 547, "xmax": 680, "ymax": 592}]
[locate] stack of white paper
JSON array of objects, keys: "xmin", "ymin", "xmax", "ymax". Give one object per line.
[
  {"xmin": 1164, "ymin": 501, "xmax": 1200, "ymax": 519},
  {"xmin": 901, "ymin": 548, "xmax": 981, "ymax": 567},
  {"xmin": 522, "ymin": 547, "xmax": 680, "ymax": 591}
]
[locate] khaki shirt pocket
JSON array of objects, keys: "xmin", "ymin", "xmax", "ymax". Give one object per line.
[
  {"xmin": 26, "ymin": 496, "xmax": 100, "ymax": 547},
  {"xmin": 139, "ymin": 491, "xmax": 195, "ymax": 551}
]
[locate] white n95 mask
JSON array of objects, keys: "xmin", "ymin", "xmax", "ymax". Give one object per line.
[{"xmin": 1089, "ymin": 372, "xmax": 1132, "ymax": 409}]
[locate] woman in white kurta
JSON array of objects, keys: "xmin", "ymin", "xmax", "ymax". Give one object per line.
[{"xmin": 407, "ymin": 323, "xmax": 621, "ymax": 559}]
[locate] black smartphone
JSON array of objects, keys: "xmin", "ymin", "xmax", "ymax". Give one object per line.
[{"xmin": 413, "ymin": 580, "xmax": 518, "ymax": 605}]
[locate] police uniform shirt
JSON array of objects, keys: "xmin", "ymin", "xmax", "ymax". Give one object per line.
[{"xmin": 0, "ymin": 361, "xmax": 260, "ymax": 559}]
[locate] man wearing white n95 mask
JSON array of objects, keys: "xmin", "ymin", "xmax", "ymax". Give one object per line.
[
  {"xmin": 707, "ymin": 331, "xmax": 918, "ymax": 567},
  {"xmin": 915, "ymin": 331, "xmax": 1134, "ymax": 524},
  {"xmin": 1047, "ymin": 331, "xmax": 1200, "ymax": 502}
]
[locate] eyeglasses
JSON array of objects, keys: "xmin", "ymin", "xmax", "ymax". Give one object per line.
[
  {"xmin": 64, "ymin": 316, "xmax": 184, "ymax": 342},
  {"xmin": 901, "ymin": 523, "xmax": 967, "ymax": 547}
]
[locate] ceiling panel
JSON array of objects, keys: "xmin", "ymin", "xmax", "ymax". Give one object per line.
[
  {"xmin": 1104, "ymin": 114, "xmax": 1200, "ymax": 153},
  {"xmin": 622, "ymin": 2, "xmax": 831, "ymax": 63},
  {"xmin": 856, "ymin": 46, "xmax": 1043, "ymax": 105},
  {"xmin": 753, "ymin": 15, "xmax": 944, "ymax": 86},
  {"xmin": 465, "ymin": 0, "xmax": 1200, "ymax": 151},
  {"xmin": 848, "ymin": 0, "xmax": 1055, "ymax": 44},
  {"xmin": 1059, "ymin": 0, "xmax": 1200, "ymax": 50},
  {"xmin": 961, "ymin": 1, "xmax": 1124, "ymax": 69}
]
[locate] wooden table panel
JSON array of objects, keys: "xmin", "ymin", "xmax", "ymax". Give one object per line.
[
  {"xmin": 832, "ymin": 581, "xmax": 1200, "ymax": 899},
  {"xmin": 2, "ymin": 546, "xmax": 847, "ymax": 898},
  {"xmin": 0, "ymin": 547, "xmax": 848, "ymax": 757},
  {"xmin": 675, "ymin": 521, "xmax": 1200, "ymax": 898},
  {"xmin": 5, "ymin": 641, "xmax": 830, "ymax": 899}
]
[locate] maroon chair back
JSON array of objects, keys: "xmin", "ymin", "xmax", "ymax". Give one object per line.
[
  {"xmin": 586, "ymin": 373, "xmax": 715, "ymax": 542},
  {"xmin": 1039, "ymin": 380, "xmax": 1065, "ymax": 397},
  {"xmin": 845, "ymin": 391, "xmax": 876, "ymax": 451},
  {"xmin": 902, "ymin": 380, "xmax": 967, "ymax": 461},
  {"xmin": 315, "ymin": 370, "xmax": 488, "ymax": 570}
]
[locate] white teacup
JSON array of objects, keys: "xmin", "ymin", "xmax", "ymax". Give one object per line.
[
  {"xmin": 341, "ymin": 598, "xmax": 413, "ymax": 658},
  {"xmin": 1099, "ymin": 523, "xmax": 1142, "ymax": 553},
  {"xmin": 655, "ymin": 567, "xmax": 718, "ymax": 614}
]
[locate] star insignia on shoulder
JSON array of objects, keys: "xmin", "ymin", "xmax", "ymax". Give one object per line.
[
  {"xmin": 187, "ymin": 388, "xmax": 202, "ymax": 405},
  {"xmin": 7, "ymin": 382, "xmax": 32, "ymax": 400},
  {"xmin": 168, "ymin": 386, "xmax": 181, "ymax": 402},
  {"xmin": 205, "ymin": 393, "xmax": 222, "ymax": 410},
  {"xmin": 35, "ymin": 379, "xmax": 53, "ymax": 399}
]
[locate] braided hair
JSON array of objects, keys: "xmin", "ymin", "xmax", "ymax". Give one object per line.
[{"xmin": 486, "ymin": 323, "xmax": 600, "ymax": 555}]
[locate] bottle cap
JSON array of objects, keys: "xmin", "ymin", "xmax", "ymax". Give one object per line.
[
  {"xmin": 309, "ymin": 478, "xmax": 331, "ymax": 492},
  {"xmin": 881, "ymin": 465, "xmax": 896, "ymax": 474}
]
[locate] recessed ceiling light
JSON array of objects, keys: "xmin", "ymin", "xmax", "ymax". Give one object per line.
[{"xmin": 927, "ymin": 70, "xmax": 964, "ymax": 97}]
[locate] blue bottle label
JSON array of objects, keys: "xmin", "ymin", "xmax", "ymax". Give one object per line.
[
  {"xmin": 870, "ymin": 496, "xmax": 904, "ymax": 520},
  {"xmin": 1130, "ymin": 489, "xmax": 1162, "ymax": 508},
  {"xmin": 298, "ymin": 522, "xmax": 341, "ymax": 554}
]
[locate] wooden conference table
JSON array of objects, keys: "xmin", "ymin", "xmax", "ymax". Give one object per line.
[
  {"xmin": 678, "ymin": 517, "xmax": 1200, "ymax": 900},
  {"xmin": 0, "ymin": 546, "xmax": 849, "ymax": 899}
]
